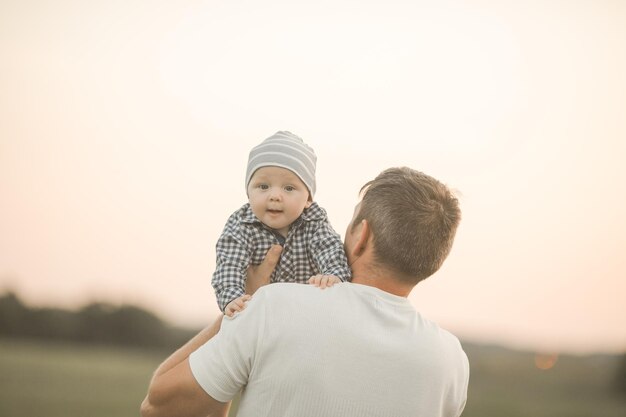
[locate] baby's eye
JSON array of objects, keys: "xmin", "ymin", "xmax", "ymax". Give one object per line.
[
  {"xmin": 259, "ymin": 184, "xmax": 269, "ymax": 190},
  {"xmin": 284, "ymin": 185, "xmax": 295, "ymax": 192}
]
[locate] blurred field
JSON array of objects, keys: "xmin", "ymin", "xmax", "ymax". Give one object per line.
[
  {"xmin": 0, "ymin": 338, "xmax": 164, "ymax": 417},
  {"xmin": 463, "ymin": 344, "xmax": 625, "ymax": 417},
  {"xmin": 1, "ymin": 337, "xmax": 624, "ymax": 417}
]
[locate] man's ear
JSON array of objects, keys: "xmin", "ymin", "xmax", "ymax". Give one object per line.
[{"xmin": 352, "ymin": 219, "xmax": 370, "ymax": 257}]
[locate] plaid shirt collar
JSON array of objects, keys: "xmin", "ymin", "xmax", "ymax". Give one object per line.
[{"xmin": 241, "ymin": 202, "xmax": 327, "ymax": 225}]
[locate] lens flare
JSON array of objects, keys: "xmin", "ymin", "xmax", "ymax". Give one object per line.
[{"xmin": 534, "ymin": 353, "xmax": 559, "ymax": 370}]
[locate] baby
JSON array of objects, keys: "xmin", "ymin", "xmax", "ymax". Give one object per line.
[{"xmin": 212, "ymin": 131, "xmax": 351, "ymax": 316}]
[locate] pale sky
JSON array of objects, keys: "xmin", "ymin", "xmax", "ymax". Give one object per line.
[{"xmin": 1, "ymin": 0, "xmax": 625, "ymax": 354}]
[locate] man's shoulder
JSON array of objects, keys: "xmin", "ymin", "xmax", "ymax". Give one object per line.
[
  {"xmin": 253, "ymin": 282, "xmax": 355, "ymax": 311},
  {"xmin": 261, "ymin": 281, "xmax": 361, "ymax": 295},
  {"xmin": 256, "ymin": 282, "xmax": 328, "ymax": 301},
  {"xmin": 410, "ymin": 312, "xmax": 467, "ymax": 371},
  {"xmin": 413, "ymin": 310, "xmax": 464, "ymax": 347}
]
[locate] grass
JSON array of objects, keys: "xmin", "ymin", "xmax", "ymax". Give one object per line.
[
  {"xmin": 1, "ymin": 337, "xmax": 624, "ymax": 417},
  {"xmin": 463, "ymin": 344, "xmax": 626, "ymax": 417},
  {"xmin": 0, "ymin": 338, "xmax": 165, "ymax": 417}
]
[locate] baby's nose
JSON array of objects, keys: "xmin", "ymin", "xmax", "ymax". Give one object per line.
[{"xmin": 269, "ymin": 188, "xmax": 282, "ymax": 200}]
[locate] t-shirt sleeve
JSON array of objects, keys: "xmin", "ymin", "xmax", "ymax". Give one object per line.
[
  {"xmin": 309, "ymin": 221, "xmax": 352, "ymax": 281},
  {"xmin": 454, "ymin": 349, "xmax": 470, "ymax": 417},
  {"xmin": 443, "ymin": 335, "xmax": 470, "ymax": 417},
  {"xmin": 189, "ymin": 291, "xmax": 267, "ymax": 402}
]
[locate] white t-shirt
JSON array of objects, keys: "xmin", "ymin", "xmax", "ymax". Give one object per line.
[{"xmin": 190, "ymin": 282, "xmax": 469, "ymax": 417}]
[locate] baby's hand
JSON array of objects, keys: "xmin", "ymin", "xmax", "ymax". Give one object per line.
[
  {"xmin": 308, "ymin": 274, "xmax": 341, "ymax": 289},
  {"xmin": 225, "ymin": 294, "xmax": 252, "ymax": 317}
]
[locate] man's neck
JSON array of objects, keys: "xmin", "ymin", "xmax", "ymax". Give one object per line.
[
  {"xmin": 346, "ymin": 230, "xmax": 415, "ymax": 297},
  {"xmin": 350, "ymin": 267, "xmax": 413, "ymax": 298}
]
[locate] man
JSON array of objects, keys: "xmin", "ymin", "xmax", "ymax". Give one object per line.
[{"xmin": 141, "ymin": 167, "xmax": 469, "ymax": 417}]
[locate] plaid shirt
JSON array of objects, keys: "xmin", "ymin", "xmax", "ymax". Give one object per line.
[{"xmin": 212, "ymin": 202, "xmax": 351, "ymax": 312}]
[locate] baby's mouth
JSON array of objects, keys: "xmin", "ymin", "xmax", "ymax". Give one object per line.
[{"xmin": 267, "ymin": 209, "xmax": 283, "ymax": 214}]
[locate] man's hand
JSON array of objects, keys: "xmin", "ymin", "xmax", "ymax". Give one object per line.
[
  {"xmin": 245, "ymin": 245, "xmax": 282, "ymax": 295},
  {"xmin": 308, "ymin": 274, "xmax": 341, "ymax": 289}
]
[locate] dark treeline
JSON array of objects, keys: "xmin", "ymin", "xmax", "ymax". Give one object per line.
[{"xmin": 0, "ymin": 291, "xmax": 197, "ymax": 351}]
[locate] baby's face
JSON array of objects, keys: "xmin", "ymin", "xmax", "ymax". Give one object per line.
[{"xmin": 247, "ymin": 166, "xmax": 312, "ymax": 237}]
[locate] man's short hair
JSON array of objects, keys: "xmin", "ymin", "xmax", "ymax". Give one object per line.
[{"xmin": 353, "ymin": 167, "xmax": 461, "ymax": 285}]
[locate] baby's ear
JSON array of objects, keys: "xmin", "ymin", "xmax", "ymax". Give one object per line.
[{"xmin": 305, "ymin": 197, "xmax": 313, "ymax": 208}]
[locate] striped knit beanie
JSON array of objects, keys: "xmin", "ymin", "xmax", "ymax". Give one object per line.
[{"xmin": 246, "ymin": 131, "xmax": 317, "ymax": 197}]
